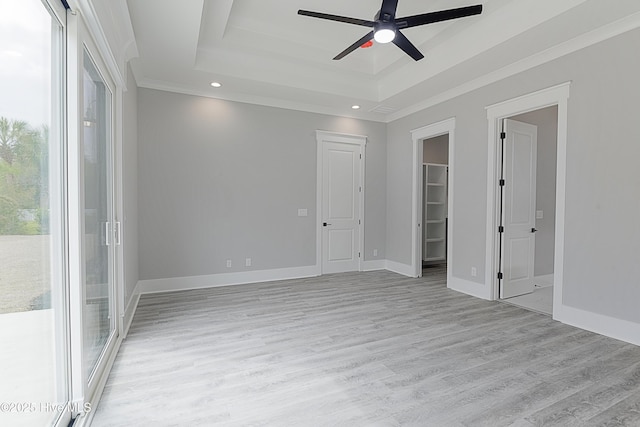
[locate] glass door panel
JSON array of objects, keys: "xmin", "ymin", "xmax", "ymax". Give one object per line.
[
  {"xmin": 82, "ymin": 50, "xmax": 115, "ymax": 380},
  {"xmin": 0, "ymin": 1, "xmax": 69, "ymax": 426}
]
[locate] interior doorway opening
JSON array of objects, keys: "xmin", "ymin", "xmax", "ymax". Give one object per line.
[
  {"xmin": 422, "ymin": 135, "xmax": 449, "ymax": 275},
  {"xmin": 486, "ymin": 83, "xmax": 570, "ymax": 319},
  {"xmin": 411, "ymin": 117, "xmax": 455, "ymax": 283},
  {"xmin": 498, "ymin": 106, "xmax": 558, "ymax": 315}
]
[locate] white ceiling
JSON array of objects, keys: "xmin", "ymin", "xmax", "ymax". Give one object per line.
[{"xmin": 126, "ymin": 0, "xmax": 640, "ymax": 121}]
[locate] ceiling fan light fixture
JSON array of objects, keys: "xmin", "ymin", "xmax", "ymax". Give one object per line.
[
  {"xmin": 298, "ymin": 2, "xmax": 483, "ymax": 61},
  {"xmin": 374, "ymin": 27, "xmax": 396, "ymax": 44}
]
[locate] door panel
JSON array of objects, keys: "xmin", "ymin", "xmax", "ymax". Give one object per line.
[
  {"xmin": 0, "ymin": 1, "xmax": 71, "ymax": 426},
  {"xmin": 328, "ymin": 150, "xmax": 355, "ymax": 219},
  {"xmin": 328, "ymin": 229, "xmax": 355, "ymax": 261},
  {"xmin": 508, "ymin": 238, "xmax": 532, "ymax": 280},
  {"xmin": 322, "ymin": 142, "xmax": 361, "ymax": 273},
  {"xmin": 501, "ymin": 119, "xmax": 537, "ymax": 299},
  {"xmin": 82, "ymin": 49, "xmax": 116, "ymax": 383}
]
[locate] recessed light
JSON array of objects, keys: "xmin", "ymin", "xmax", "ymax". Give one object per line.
[
  {"xmin": 210, "ymin": 82, "xmax": 222, "ymax": 88},
  {"xmin": 352, "ymin": 105, "xmax": 360, "ymax": 110}
]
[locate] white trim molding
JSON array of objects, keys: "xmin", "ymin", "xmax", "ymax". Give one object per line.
[
  {"xmin": 448, "ymin": 277, "xmax": 491, "ymax": 301},
  {"xmin": 485, "ymin": 82, "xmax": 571, "ymax": 311},
  {"xmin": 559, "ymin": 305, "xmax": 640, "ymax": 347},
  {"xmin": 137, "ymin": 266, "xmax": 319, "ymax": 295},
  {"xmin": 385, "ymin": 260, "xmax": 415, "ymax": 277},
  {"xmin": 410, "ymin": 118, "xmax": 456, "ymax": 283},
  {"xmin": 361, "ymin": 260, "xmax": 387, "ymax": 271},
  {"xmin": 66, "ymin": 0, "xmax": 139, "ymax": 90},
  {"xmin": 387, "ymin": 11, "xmax": 640, "ymax": 122},
  {"xmin": 122, "ymin": 288, "xmax": 140, "ymax": 338}
]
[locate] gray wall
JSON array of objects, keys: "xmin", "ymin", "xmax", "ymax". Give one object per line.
[
  {"xmin": 137, "ymin": 89, "xmax": 387, "ymax": 281},
  {"xmin": 423, "ymin": 134, "xmax": 449, "ymax": 165},
  {"xmin": 122, "ymin": 64, "xmax": 139, "ymax": 304},
  {"xmin": 386, "ymin": 28, "xmax": 640, "ymax": 324},
  {"xmin": 511, "ymin": 106, "xmax": 557, "ymax": 277}
]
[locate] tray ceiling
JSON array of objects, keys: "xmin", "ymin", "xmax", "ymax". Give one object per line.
[{"xmin": 126, "ymin": 0, "xmax": 640, "ymax": 121}]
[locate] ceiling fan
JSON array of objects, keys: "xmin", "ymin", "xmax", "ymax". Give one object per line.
[{"xmin": 298, "ymin": 0, "xmax": 483, "ymax": 61}]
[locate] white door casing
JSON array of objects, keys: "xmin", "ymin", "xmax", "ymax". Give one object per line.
[
  {"xmin": 316, "ymin": 131, "xmax": 365, "ymax": 274},
  {"xmin": 411, "ymin": 117, "xmax": 455, "ymax": 281},
  {"xmin": 486, "ymin": 82, "xmax": 570, "ymax": 317},
  {"xmin": 500, "ymin": 119, "xmax": 538, "ymax": 298}
]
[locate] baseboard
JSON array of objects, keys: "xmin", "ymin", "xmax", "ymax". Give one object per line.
[
  {"xmin": 137, "ymin": 265, "xmax": 320, "ymax": 295},
  {"xmin": 385, "ymin": 260, "xmax": 415, "ymax": 277},
  {"xmin": 122, "ymin": 287, "xmax": 140, "ymax": 338},
  {"xmin": 448, "ymin": 276, "xmax": 491, "ymax": 300},
  {"xmin": 556, "ymin": 304, "xmax": 640, "ymax": 347},
  {"xmin": 361, "ymin": 259, "xmax": 386, "ymax": 271}
]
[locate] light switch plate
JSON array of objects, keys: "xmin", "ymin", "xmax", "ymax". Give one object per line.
[
  {"xmin": 536, "ymin": 210, "xmax": 544, "ymax": 219},
  {"xmin": 298, "ymin": 209, "xmax": 308, "ymax": 217}
]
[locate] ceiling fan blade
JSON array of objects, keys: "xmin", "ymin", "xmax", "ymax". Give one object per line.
[
  {"xmin": 379, "ymin": 0, "xmax": 399, "ymax": 19},
  {"xmin": 334, "ymin": 31, "xmax": 375, "ymax": 60},
  {"xmin": 392, "ymin": 31, "xmax": 424, "ymax": 61},
  {"xmin": 298, "ymin": 10, "xmax": 375, "ymax": 27},
  {"xmin": 396, "ymin": 5, "xmax": 483, "ymax": 29}
]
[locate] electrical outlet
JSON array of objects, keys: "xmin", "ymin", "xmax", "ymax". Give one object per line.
[
  {"xmin": 226, "ymin": 260, "xmax": 232, "ymax": 268},
  {"xmin": 373, "ymin": 249, "xmax": 378, "ymax": 257},
  {"xmin": 471, "ymin": 267, "xmax": 477, "ymax": 277},
  {"xmin": 536, "ymin": 210, "xmax": 544, "ymax": 219},
  {"xmin": 245, "ymin": 258, "xmax": 251, "ymax": 267},
  {"xmin": 298, "ymin": 208, "xmax": 308, "ymax": 217}
]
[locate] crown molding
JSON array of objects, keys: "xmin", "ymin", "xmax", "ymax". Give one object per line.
[
  {"xmin": 136, "ymin": 78, "xmax": 388, "ymax": 123},
  {"xmin": 386, "ymin": 10, "xmax": 640, "ymax": 122}
]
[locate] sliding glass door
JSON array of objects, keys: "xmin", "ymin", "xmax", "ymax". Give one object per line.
[
  {"xmin": 0, "ymin": 0, "xmax": 70, "ymax": 426},
  {"xmin": 81, "ymin": 47, "xmax": 117, "ymax": 389},
  {"xmin": 1, "ymin": 2, "xmax": 123, "ymax": 425}
]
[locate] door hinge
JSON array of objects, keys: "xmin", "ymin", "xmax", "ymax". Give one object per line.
[
  {"xmin": 497, "ymin": 272, "xmax": 503, "ymax": 280},
  {"xmin": 358, "ymin": 252, "xmax": 361, "ymax": 258},
  {"xmin": 359, "ymin": 186, "xmax": 362, "ymax": 192},
  {"xmin": 358, "ymin": 219, "xmax": 361, "ymax": 225},
  {"xmin": 359, "ymin": 154, "xmax": 362, "ymax": 159},
  {"xmin": 500, "ymin": 132, "xmax": 506, "ymax": 139},
  {"xmin": 499, "ymin": 179, "xmax": 505, "ymax": 187},
  {"xmin": 498, "ymin": 225, "xmax": 504, "ymax": 233}
]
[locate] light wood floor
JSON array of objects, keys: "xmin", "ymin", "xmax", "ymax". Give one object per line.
[{"xmin": 92, "ymin": 268, "xmax": 640, "ymax": 426}]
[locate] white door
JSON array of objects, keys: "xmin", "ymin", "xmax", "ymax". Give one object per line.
[
  {"xmin": 322, "ymin": 141, "xmax": 362, "ymax": 273},
  {"xmin": 500, "ymin": 119, "xmax": 538, "ymax": 298}
]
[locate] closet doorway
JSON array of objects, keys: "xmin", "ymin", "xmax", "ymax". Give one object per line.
[
  {"xmin": 411, "ymin": 117, "xmax": 455, "ymax": 281},
  {"xmin": 422, "ymin": 135, "xmax": 449, "ymax": 274}
]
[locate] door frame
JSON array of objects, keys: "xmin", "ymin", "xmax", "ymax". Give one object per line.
[
  {"xmin": 411, "ymin": 118, "xmax": 455, "ymax": 280},
  {"xmin": 67, "ymin": 10, "xmax": 122, "ymax": 414},
  {"xmin": 485, "ymin": 82, "xmax": 570, "ymax": 320},
  {"xmin": 315, "ymin": 131, "xmax": 367, "ymax": 275}
]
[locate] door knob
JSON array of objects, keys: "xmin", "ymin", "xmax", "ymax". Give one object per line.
[
  {"xmin": 323, "ymin": 222, "xmax": 332, "ymax": 227},
  {"xmin": 531, "ymin": 228, "xmax": 538, "ymax": 233}
]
